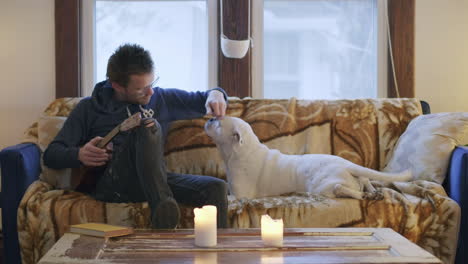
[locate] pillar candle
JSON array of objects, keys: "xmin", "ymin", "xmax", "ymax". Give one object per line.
[
  {"xmin": 194, "ymin": 205, "xmax": 217, "ymax": 247},
  {"xmin": 261, "ymin": 214, "xmax": 283, "ymax": 247}
]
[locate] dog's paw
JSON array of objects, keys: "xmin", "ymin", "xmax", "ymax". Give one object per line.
[{"xmin": 363, "ymin": 190, "xmax": 384, "ymax": 200}]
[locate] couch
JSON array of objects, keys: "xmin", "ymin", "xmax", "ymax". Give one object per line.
[{"xmin": 0, "ymin": 97, "xmax": 465, "ymax": 264}]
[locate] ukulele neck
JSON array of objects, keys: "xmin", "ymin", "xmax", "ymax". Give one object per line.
[{"xmin": 97, "ymin": 125, "xmax": 120, "ymax": 148}]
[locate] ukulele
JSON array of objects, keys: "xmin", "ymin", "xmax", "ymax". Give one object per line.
[
  {"xmin": 96, "ymin": 112, "xmax": 142, "ymax": 148},
  {"xmin": 74, "ymin": 112, "xmax": 142, "ymax": 192}
]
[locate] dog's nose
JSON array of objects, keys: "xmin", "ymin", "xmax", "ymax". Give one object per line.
[{"xmin": 208, "ymin": 117, "xmax": 216, "ymax": 122}]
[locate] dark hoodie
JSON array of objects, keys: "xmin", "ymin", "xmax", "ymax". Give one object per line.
[{"xmin": 43, "ymin": 80, "xmax": 227, "ymax": 169}]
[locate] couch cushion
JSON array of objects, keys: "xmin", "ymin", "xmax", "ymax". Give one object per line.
[
  {"xmin": 37, "ymin": 116, "xmax": 67, "ymax": 151},
  {"xmin": 20, "ymin": 98, "xmax": 83, "ymax": 189},
  {"xmin": 384, "ymin": 112, "xmax": 468, "ymax": 183},
  {"xmin": 37, "ymin": 115, "xmax": 79, "ymax": 189}
]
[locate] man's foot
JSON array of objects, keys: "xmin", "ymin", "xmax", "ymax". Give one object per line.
[{"xmin": 151, "ymin": 197, "xmax": 180, "ymax": 229}]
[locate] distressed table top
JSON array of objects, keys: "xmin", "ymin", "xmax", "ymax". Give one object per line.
[{"xmin": 38, "ymin": 228, "xmax": 441, "ymax": 264}]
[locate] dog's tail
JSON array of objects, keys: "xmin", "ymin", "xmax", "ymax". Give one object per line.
[{"xmin": 348, "ymin": 164, "xmax": 412, "ymax": 182}]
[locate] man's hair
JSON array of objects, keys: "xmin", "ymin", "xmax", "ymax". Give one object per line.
[{"xmin": 106, "ymin": 43, "xmax": 154, "ymax": 87}]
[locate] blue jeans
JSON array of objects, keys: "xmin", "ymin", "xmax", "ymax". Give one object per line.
[{"xmin": 93, "ymin": 119, "xmax": 228, "ymax": 228}]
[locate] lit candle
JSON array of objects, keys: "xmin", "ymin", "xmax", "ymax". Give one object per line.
[
  {"xmin": 194, "ymin": 205, "xmax": 217, "ymax": 247},
  {"xmin": 261, "ymin": 214, "xmax": 283, "ymax": 247}
]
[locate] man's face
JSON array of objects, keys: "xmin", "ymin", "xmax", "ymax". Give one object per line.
[{"xmin": 120, "ymin": 73, "xmax": 155, "ymax": 105}]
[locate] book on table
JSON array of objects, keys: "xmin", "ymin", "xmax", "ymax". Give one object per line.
[{"xmin": 69, "ymin": 223, "xmax": 134, "ymax": 238}]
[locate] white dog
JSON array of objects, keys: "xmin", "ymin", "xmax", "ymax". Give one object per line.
[{"xmin": 205, "ymin": 116, "xmax": 411, "ymax": 200}]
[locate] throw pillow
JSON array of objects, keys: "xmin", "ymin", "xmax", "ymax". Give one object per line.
[
  {"xmin": 37, "ymin": 115, "xmax": 67, "ymax": 151},
  {"xmin": 383, "ymin": 112, "xmax": 468, "ymax": 183},
  {"xmin": 38, "ymin": 116, "xmax": 75, "ymax": 189}
]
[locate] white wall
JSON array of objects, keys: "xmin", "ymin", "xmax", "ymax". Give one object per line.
[
  {"xmin": 415, "ymin": 0, "xmax": 468, "ymax": 113},
  {"xmin": 0, "ymin": 0, "xmax": 55, "ymax": 150}
]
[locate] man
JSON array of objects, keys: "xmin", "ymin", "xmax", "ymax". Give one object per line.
[{"xmin": 44, "ymin": 44, "xmax": 229, "ymax": 229}]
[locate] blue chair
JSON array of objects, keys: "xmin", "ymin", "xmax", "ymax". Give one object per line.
[
  {"xmin": 0, "ymin": 144, "xmax": 41, "ymax": 264},
  {"xmin": 445, "ymin": 146, "xmax": 468, "ymax": 264}
]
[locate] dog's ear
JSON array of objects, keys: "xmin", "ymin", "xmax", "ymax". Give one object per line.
[{"xmin": 232, "ymin": 130, "xmax": 243, "ymax": 145}]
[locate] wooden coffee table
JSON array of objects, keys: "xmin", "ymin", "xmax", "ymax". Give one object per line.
[{"xmin": 38, "ymin": 228, "xmax": 441, "ymax": 264}]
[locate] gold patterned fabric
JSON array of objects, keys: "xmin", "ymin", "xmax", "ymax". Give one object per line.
[{"xmin": 18, "ymin": 97, "xmax": 460, "ymax": 264}]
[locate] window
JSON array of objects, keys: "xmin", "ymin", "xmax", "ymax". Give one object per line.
[
  {"xmin": 82, "ymin": 0, "xmax": 387, "ymax": 99},
  {"xmin": 254, "ymin": 0, "xmax": 387, "ymax": 99},
  {"xmin": 82, "ymin": 0, "xmax": 217, "ymax": 96}
]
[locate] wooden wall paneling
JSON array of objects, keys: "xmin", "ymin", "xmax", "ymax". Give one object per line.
[
  {"xmin": 55, "ymin": 0, "xmax": 81, "ymax": 98},
  {"xmin": 218, "ymin": 0, "xmax": 252, "ymax": 98},
  {"xmin": 387, "ymin": 0, "xmax": 415, "ymax": 98}
]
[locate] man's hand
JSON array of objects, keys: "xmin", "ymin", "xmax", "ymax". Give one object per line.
[
  {"xmin": 78, "ymin": 136, "xmax": 111, "ymax": 167},
  {"xmin": 205, "ymin": 90, "xmax": 227, "ymax": 118},
  {"xmin": 142, "ymin": 117, "xmax": 156, "ymax": 127}
]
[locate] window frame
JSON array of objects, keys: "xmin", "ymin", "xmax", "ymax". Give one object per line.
[
  {"xmin": 252, "ymin": 0, "xmax": 388, "ymax": 99},
  {"xmin": 55, "ymin": 0, "xmax": 414, "ymax": 98},
  {"xmin": 55, "ymin": 0, "xmax": 81, "ymax": 98},
  {"xmin": 80, "ymin": 0, "xmax": 219, "ymax": 96}
]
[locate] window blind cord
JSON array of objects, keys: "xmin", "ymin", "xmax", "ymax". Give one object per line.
[{"xmin": 385, "ymin": 0, "xmax": 400, "ymax": 98}]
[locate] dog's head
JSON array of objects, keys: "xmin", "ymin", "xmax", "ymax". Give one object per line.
[
  {"xmin": 204, "ymin": 116, "xmax": 259, "ymax": 151},
  {"xmin": 205, "ymin": 116, "xmax": 262, "ymax": 199}
]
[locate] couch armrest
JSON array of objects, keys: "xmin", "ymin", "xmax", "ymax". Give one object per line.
[
  {"xmin": 445, "ymin": 146, "xmax": 468, "ymax": 264},
  {"xmin": 0, "ymin": 143, "xmax": 41, "ymax": 264},
  {"xmin": 0, "ymin": 143, "xmax": 41, "ymax": 201},
  {"xmin": 447, "ymin": 146, "xmax": 468, "ymax": 206}
]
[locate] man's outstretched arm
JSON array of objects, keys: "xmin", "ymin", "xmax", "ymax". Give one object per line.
[{"xmin": 159, "ymin": 87, "xmax": 228, "ymax": 121}]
